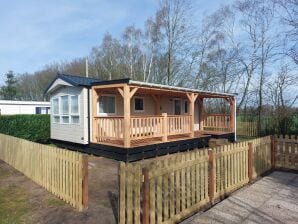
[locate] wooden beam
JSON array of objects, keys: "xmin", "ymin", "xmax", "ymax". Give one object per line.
[
  {"xmin": 198, "ymin": 98, "xmax": 204, "ymax": 131},
  {"xmin": 187, "ymin": 93, "xmax": 196, "ymax": 138},
  {"xmin": 93, "ymin": 83, "xmax": 126, "ymax": 90},
  {"xmin": 193, "ymin": 93, "xmax": 198, "ymax": 102},
  {"xmin": 186, "ymin": 93, "xmax": 192, "ymax": 102},
  {"xmin": 128, "ymin": 84, "xmax": 231, "ymax": 99},
  {"xmin": 230, "ymin": 97, "xmax": 235, "ymax": 132},
  {"xmin": 130, "ymin": 87, "xmax": 139, "ymax": 99},
  {"xmin": 123, "ymin": 85, "xmax": 131, "ymax": 148},
  {"xmin": 117, "ymin": 87, "xmax": 124, "ymax": 98}
]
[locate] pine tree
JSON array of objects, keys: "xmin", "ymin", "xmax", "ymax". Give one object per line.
[{"xmin": 0, "ymin": 71, "xmax": 18, "ymax": 100}]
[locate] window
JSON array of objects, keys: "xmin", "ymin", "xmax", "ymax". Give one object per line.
[
  {"xmin": 134, "ymin": 97, "xmax": 144, "ymax": 112},
  {"xmin": 62, "ymin": 116, "xmax": 69, "ymax": 124},
  {"xmin": 184, "ymin": 100, "xmax": 188, "ymax": 113},
  {"xmin": 53, "ymin": 116, "xmax": 60, "ymax": 123},
  {"xmin": 70, "ymin": 95, "xmax": 79, "ymax": 123},
  {"xmin": 99, "ymin": 95, "xmax": 115, "ymax": 114},
  {"xmin": 53, "ymin": 98, "xmax": 59, "ymax": 114},
  {"xmin": 51, "ymin": 95, "xmax": 80, "ymax": 124},
  {"xmin": 52, "ymin": 98, "xmax": 60, "ymax": 123},
  {"xmin": 61, "ymin": 95, "xmax": 69, "ymax": 114},
  {"xmin": 71, "ymin": 95, "xmax": 79, "ymax": 114}
]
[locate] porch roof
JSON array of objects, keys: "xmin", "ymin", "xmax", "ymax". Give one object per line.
[{"xmin": 92, "ymin": 79, "xmax": 235, "ymax": 98}]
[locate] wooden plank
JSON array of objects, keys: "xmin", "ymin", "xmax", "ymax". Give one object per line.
[
  {"xmin": 134, "ymin": 165, "xmax": 141, "ymax": 224},
  {"xmin": 156, "ymin": 161, "xmax": 162, "ymax": 224},
  {"xmin": 119, "ymin": 163, "xmax": 126, "ymax": 224},
  {"xmin": 149, "ymin": 169, "xmax": 156, "ymax": 224}
]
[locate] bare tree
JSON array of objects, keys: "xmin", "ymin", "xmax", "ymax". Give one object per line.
[
  {"xmin": 157, "ymin": 0, "xmax": 193, "ymax": 85},
  {"xmin": 276, "ymin": 0, "xmax": 298, "ymax": 64}
]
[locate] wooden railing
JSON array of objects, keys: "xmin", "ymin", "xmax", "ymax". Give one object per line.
[
  {"xmin": 203, "ymin": 114, "xmax": 232, "ymax": 132},
  {"xmin": 130, "ymin": 116, "xmax": 163, "ymax": 140},
  {"xmin": 94, "ymin": 117, "xmax": 124, "ymax": 142},
  {"xmin": 168, "ymin": 115, "xmax": 191, "ymax": 136},
  {"xmin": 93, "ymin": 114, "xmax": 193, "ymax": 145}
]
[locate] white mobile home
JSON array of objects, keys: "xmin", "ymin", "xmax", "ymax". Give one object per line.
[
  {"xmin": 45, "ymin": 74, "xmax": 101, "ymax": 145},
  {"xmin": 0, "ymin": 100, "xmax": 50, "ymax": 115}
]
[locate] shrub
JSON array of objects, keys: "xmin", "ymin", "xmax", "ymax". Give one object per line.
[{"xmin": 0, "ymin": 115, "xmax": 50, "ymax": 143}]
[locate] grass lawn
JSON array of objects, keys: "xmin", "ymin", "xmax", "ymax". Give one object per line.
[{"xmin": 0, "ymin": 186, "xmax": 30, "ymax": 224}]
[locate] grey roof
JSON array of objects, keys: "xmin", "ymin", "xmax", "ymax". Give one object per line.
[
  {"xmin": 56, "ymin": 73, "xmax": 101, "ymax": 86},
  {"xmin": 45, "ymin": 73, "xmax": 102, "ymax": 93}
]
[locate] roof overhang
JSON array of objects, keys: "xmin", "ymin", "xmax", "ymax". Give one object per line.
[
  {"xmin": 92, "ymin": 79, "xmax": 234, "ymax": 99},
  {"xmin": 45, "ymin": 78, "xmax": 73, "ymax": 94}
]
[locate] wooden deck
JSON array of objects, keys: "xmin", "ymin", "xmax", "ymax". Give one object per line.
[{"xmin": 92, "ymin": 130, "xmax": 233, "ymax": 148}]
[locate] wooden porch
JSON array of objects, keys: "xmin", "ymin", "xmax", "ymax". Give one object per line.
[{"xmin": 91, "ymin": 83, "xmax": 235, "ymax": 148}]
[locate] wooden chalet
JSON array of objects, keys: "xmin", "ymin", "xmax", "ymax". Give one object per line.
[{"xmin": 46, "ymin": 74, "xmax": 236, "ymax": 161}]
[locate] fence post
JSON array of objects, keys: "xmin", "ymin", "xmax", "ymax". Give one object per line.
[
  {"xmin": 208, "ymin": 149, "xmax": 214, "ymax": 203},
  {"xmin": 271, "ymin": 135, "xmax": 276, "ymax": 169},
  {"xmin": 162, "ymin": 113, "xmax": 168, "ymax": 142},
  {"xmin": 142, "ymin": 168, "xmax": 150, "ymax": 224},
  {"xmin": 248, "ymin": 142, "xmax": 253, "ymax": 182},
  {"xmin": 82, "ymin": 155, "xmax": 89, "ymax": 210}
]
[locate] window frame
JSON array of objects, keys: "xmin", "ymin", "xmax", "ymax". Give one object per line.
[
  {"xmin": 134, "ymin": 96, "xmax": 145, "ymax": 112},
  {"xmin": 97, "ymin": 94, "xmax": 117, "ymax": 116},
  {"xmin": 51, "ymin": 94, "xmax": 80, "ymax": 125}
]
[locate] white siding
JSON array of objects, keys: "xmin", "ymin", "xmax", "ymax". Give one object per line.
[
  {"xmin": 50, "ymin": 86, "xmax": 88, "ymax": 144},
  {"xmin": 0, "ymin": 101, "xmax": 50, "ymax": 115}
]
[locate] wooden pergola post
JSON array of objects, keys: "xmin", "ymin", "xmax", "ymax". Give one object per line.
[
  {"xmin": 119, "ymin": 84, "xmax": 138, "ymax": 148},
  {"xmin": 186, "ymin": 93, "xmax": 198, "ymax": 138},
  {"xmin": 229, "ymin": 97, "xmax": 236, "ymax": 132},
  {"xmin": 123, "ymin": 85, "xmax": 131, "ymax": 148},
  {"xmin": 162, "ymin": 113, "xmax": 168, "ymax": 142},
  {"xmin": 198, "ymin": 98, "xmax": 204, "ymax": 131},
  {"xmin": 91, "ymin": 87, "xmax": 99, "ymax": 143}
]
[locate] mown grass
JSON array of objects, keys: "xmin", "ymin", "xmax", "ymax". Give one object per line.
[{"xmin": 0, "ymin": 186, "xmax": 30, "ymax": 224}]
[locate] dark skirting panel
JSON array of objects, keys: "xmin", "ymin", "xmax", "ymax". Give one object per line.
[{"xmin": 51, "ymin": 132, "xmax": 235, "ymax": 162}]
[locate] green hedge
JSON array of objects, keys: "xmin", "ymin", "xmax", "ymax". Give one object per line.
[{"xmin": 0, "ymin": 115, "xmax": 50, "ymax": 143}]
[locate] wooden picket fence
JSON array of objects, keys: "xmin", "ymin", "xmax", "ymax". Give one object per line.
[
  {"xmin": 118, "ymin": 135, "xmax": 297, "ymax": 224},
  {"xmin": 274, "ymin": 135, "xmax": 298, "ymax": 170},
  {"xmin": 251, "ymin": 136, "xmax": 272, "ymax": 178},
  {"xmin": 0, "ymin": 134, "xmax": 88, "ymax": 211},
  {"xmin": 212, "ymin": 141, "xmax": 249, "ymax": 199},
  {"xmin": 237, "ymin": 121, "xmax": 258, "ymax": 137}
]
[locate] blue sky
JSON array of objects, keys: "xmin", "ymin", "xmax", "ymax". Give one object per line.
[{"xmin": 0, "ymin": 0, "xmax": 233, "ymax": 84}]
